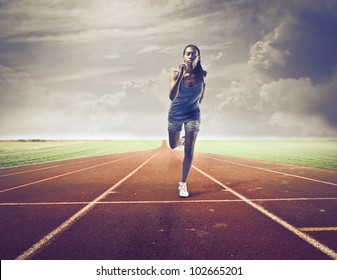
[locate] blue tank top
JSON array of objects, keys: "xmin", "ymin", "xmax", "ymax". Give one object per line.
[{"xmin": 168, "ymin": 79, "xmax": 204, "ymax": 124}]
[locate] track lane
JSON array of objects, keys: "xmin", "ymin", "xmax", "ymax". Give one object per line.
[
  {"xmin": 30, "ymin": 202, "xmax": 332, "ymax": 260},
  {"xmin": 0, "ymin": 149, "xmax": 160, "ymax": 259},
  {"xmin": 15, "ymin": 150, "xmax": 159, "ymax": 260},
  {"xmin": 0, "ymin": 153, "xmax": 154, "ymax": 203},
  {"xmin": 0, "ymin": 156, "xmax": 108, "ymax": 178},
  {"xmin": 191, "ymin": 152, "xmax": 337, "ymax": 258},
  {"xmin": 0, "ymin": 203, "xmax": 84, "ymax": 260},
  {"xmin": 0, "ymin": 151, "xmax": 137, "ymax": 176},
  {"xmin": 102, "ymin": 145, "xmax": 237, "ymax": 202},
  {"xmin": 26, "ymin": 145, "xmax": 336, "ymax": 260},
  {"xmin": 0, "ymin": 151, "xmax": 159, "ymax": 196},
  {"xmin": 1, "ymin": 143, "xmax": 336, "ymax": 260},
  {"xmin": 198, "ymin": 153, "xmax": 337, "ymax": 184},
  {"xmin": 257, "ymin": 199, "xmax": 337, "ymax": 253},
  {"xmin": 192, "ymin": 164, "xmax": 337, "ymax": 260},
  {"xmin": 191, "ymin": 154, "xmax": 337, "ymax": 200}
]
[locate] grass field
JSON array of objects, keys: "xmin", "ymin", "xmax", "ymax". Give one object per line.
[
  {"xmin": 0, "ymin": 140, "xmax": 163, "ymax": 168},
  {"xmin": 195, "ymin": 140, "xmax": 337, "ymax": 170},
  {"xmin": 1, "ymin": 140, "xmax": 336, "ymax": 170}
]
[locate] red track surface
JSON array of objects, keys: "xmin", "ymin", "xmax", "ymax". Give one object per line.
[{"xmin": 0, "ymin": 141, "xmax": 337, "ymax": 260}]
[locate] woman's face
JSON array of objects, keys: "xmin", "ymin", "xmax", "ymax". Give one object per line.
[{"xmin": 183, "ymin": 46, "xmax": 199, "ymax": 68}]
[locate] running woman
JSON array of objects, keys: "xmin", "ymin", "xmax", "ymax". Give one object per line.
[{"xmin": 168, "ymin": 44, "xmax": 207, "ymax": 197}]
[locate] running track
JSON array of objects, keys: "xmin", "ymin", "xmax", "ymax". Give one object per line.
[{"xmin": 0, "ymin": 141, "xmax": 336, "ymax": 260}]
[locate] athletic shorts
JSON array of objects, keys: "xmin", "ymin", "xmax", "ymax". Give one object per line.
[{"xmin": 168, "ymin": 120, "xmax": 200, "ymax": 133}]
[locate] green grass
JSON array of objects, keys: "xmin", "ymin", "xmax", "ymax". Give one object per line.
[
  {"xmin": 0, "ymin": 140, "xmax": 163, "ymax": 168},
  {"xmin": 195, "ymin": 140, "xmax": 337, "ymax": 170},
  {"xmin": 2, "ymin": 140, "xmax": 336, "ymax": 170}
]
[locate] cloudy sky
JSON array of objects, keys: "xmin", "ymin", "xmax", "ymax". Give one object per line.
[{"xmin": 1, "ymin": 0, "xmax": 337, "ymax": 139}]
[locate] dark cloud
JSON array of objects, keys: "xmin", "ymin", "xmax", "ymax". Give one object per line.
[{"xmin": 279, "ymin": 6, "xmax": 337, "ymax": 83}]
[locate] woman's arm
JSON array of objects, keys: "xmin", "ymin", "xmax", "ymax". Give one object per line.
[
  {"xmin": 199, "ymin": 79, "xmax": 206, "ymax": 103},
  {"xmin": 169, "ymin": 64, "xmax": 185, "ymax": 101}
]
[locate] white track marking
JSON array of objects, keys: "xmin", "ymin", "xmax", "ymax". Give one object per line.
[
  {"xmin": 200, "ymin": 155, "xmax": 337, "ymax": 186},
  {"xmin": 0, "ymin": 156, "xmax": 110, "ymax": 178},
  {"xmin": 0, "ymin": 154, "xmax": 140, "ymax": 194},
  {"xmin": 298, "ymin": 227, "xmax": 337, "ymax": 232},
  {"xmin": 2, "ymin": 197, "xmax": 337, "ymax": 206},
  {"xmin": 192, "ymin": 164, "xmax": 337, "ymax": 260},
  {"xmin": 15, "ymin": 151, "xmax": 159, "ymax": 260}
]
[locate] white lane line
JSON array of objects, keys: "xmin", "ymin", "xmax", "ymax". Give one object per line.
[
  {"xmin": 193, "ymin": 164, "xmax": 337, "ymax": 260},
  {"xmin": 2, "ymin": 197, "xmax": 337, "ymax": 206},
  {"xmin": 0, "ymin": 156, "xmax": 110, "ymax": 178},
  {"xmin": 0, "ymin": 200, "xmax": 242, "ymax": 206},
  {"xmin": 200, "ymin": 155, "xmax": 337, "ymax": 187},
  {"xmin": 1, "ymin": 202, "xmax": 88, "ymax": 206},
  {"xmin": 15, "ymin": 151, "xmax": 159, "ymax": 260},
  {"xmin": 0, "ymin": 154, "xmax": 139, "ymax": 194},
  {"xmin": 299, "ymin": 227, "xmax": 337, "ymax": 232}
]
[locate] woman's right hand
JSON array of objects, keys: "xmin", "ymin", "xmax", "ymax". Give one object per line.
[
  {"xmin": 169, "ymin": 64, "xmax": 186, "ymax": 100},
  {"xmin": 178, "ymin": 63, "xmax": 186, "ymax": 76}
]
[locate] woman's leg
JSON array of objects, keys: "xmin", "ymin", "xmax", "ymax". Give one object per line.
[
  {"xmin": 168, "ymin": 122, "xmax": 183, "ymax": 149},
  {"xmin": 181, "ymin": 129, "xmax": 198, "ymax": 182},
  {"xmin": 168, "ymin": 120, "xmax": 199, "ymax": 197},
  {"xmin": 168, "ymin": 131, "xmax": 181, "ymax": 149}
]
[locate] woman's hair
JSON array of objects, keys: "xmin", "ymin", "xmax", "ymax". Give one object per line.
[{"xmin": 183, "ymin": 44, "xmax": 207, "ymax": 82}]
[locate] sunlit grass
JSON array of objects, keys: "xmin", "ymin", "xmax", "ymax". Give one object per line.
[
  {"xmin": 195, "ymin": 140, "xmax": 337, "ymax": 170},
  {"xmin": 2, "ymin": 140, "xmax": 336, "ymax": 170},
  {"xmin": 0, "ymin": 140, "xmax": 163, "ymax": 168}
]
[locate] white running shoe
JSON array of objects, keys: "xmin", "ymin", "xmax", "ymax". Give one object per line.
[
  {"xmin": 179, "ymin": 136, "xmax": 185, "ymax": 147},
  {"xmin": 176, "ymin": 136, "xmax": 185, "ymax": 151},
  {"xmin": 178, "ymin": 182, "xmax": 189, "ymax": 198}
]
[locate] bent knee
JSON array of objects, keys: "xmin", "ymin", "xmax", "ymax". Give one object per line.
[
  {"xmin": 169, "ymin": 143, "xmax": 177, "ymax": 149},
  {"xmin": 169, "ymin": 140, "xmax": 179, "ymax": 149}
]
